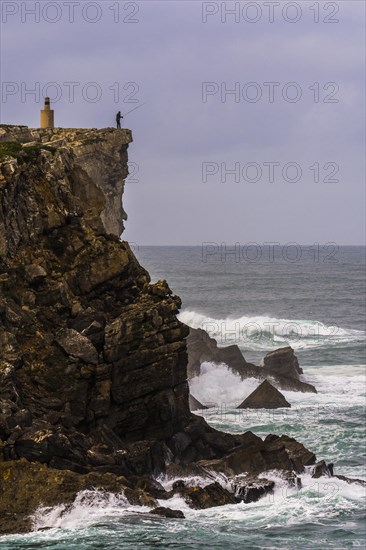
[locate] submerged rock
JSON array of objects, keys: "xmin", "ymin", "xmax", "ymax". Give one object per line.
[
  {"xmin": 237, "ymin": 380, "xmax": 291, "ymax": 409},
  {"xmin": 150, "ymin": 507, "xmax": 185, "ymax": 519},
  {"xmin": 177, "ymin": 482, "xmax": 238, "ymax": 509}
]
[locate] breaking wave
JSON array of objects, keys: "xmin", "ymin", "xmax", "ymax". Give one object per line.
[
  {"xmin": 190, "ymin": 362, "xmax": 259, "ymax": 407},
  {"xmin": 179, "ymin": 310, "xmax": 365, "ymax": 352},
  {"xmin": 21, "ymin": 475, "xmax": 365, "ymax": 542}
]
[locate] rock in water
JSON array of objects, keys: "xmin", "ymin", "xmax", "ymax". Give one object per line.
[
  {"xmin": 186, "ymin": 327, "xmax": 258, "ymax": 378},
  {"xmin": 149, "ymin": 507, "xmax": 185, "ymax": 519},
  {"xmin": 311, "ymin": 460, "xmax": 333, "ymax": 478},
  {"xmin": 186, "ymin": 328, "xmax": 316, "ymax": 393},
  {"xmin": 232, "ymin": 476, "xmax": 275, "ymax": 503},
  {"xmin": 263, "ymin": 346, "xmax": 303, "ymax": 379},
  {"xmin": 177, "ymin": 482, "xmax": 238, "ymax": 509},
  {"xmin": 237, "ymin": 380, "xmax": 291, "ymax": 409},
  {"xmin": 264, "ymin": 434, "xmax": 316, "ymax": 472},
  {"xmin": 189, "ymin": 394, "xmax": 208, "ymax": 411}
]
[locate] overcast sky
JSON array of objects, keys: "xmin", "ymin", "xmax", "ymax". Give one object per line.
[{"xmin": 1, "ymin": 0, "xmax": 365, "ymax": 245}]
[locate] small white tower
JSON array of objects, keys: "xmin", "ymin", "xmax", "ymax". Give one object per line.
[{"xmin": 40, "ymin": 97, "xmax": 54, "ymax": 129}]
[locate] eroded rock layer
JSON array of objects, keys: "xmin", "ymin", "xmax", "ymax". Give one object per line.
[{"xmin": 0, "ymin": 126, "xmax": 191, "ymax": 476}]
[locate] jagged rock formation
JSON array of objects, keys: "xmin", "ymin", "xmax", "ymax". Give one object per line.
[
  {"xmin": 186, "ymin": 327, "xmax": 316, "ymax": 393},
  {"xmin": 237, "ymin": 380, "xmax": 291, "ymax": 409},
  {"xmin": 187, "ymin": 327, "xmax": 258, "ymax": 378},
  {"xmin": 0, "ymin": 126, "xmax": 191, "ymax": 476}
]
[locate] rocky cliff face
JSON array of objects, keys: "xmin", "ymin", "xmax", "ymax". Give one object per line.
[
  {"xmin": 0, "ymin": 125, "xmax": 131, "ymax": 237},
  {"xmin": 0, "ymin": 126, "xmax": 190, "ymax": 475}
]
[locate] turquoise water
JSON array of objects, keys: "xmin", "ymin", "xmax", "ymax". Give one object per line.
[{"xmin": 1, "ymin": 246, "xmax": 365, "ymax": 549}]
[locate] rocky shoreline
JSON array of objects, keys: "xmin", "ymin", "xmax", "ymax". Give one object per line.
[{"xmin": 0, "ymin": 126, "xmax": 363, "ymax": 536}]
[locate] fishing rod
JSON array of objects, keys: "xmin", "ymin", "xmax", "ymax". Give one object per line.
[{"xmin": 122, "ymin": 102, "xmax": 147, "ymax": 117}]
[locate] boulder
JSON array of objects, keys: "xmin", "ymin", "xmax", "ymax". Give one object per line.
[
  {"xmin": 232, "ymin": 476, "xmax": 275, "ymax": 503},
  {"xmin": 189, "ymin": 394, "xmax": 208, "ymax": 411},
  {"xmin": 150, "ymin": 507, "xmax": 185, "ymax": 519},
  {"xmin": 334, "ymin": 475, "xmax": 366, "ymax": 486},
  {"xmin": 263, "ymin": 346, "xmax": 303, "ymax": 379},
  {"xmin": 237, "ymin": 380, "xmax": 291, "ymax": 409},
  {"xmin": 177, "ymin": 482, "xmax": 238, "ymax": 509},
  {"xmin": 195, "ymin": 459, "xmax": 235, "ymax": 478},
  {"xmin": 124, "ymin": 487, "xmax": 157, "ymax": 507},
  {"xmin": 55, "ymin": 328, "xmax": 99, "ymax": 365},
  {"xmin": 130, "ymin": 476, "xmax": 169, "ymax": 499},
  {"xmin": 222, "ymin": 432, "xmax": 293, "ymax": 475},
  {"xmin": 267, "ymin": 375, "xmax": 317, "ymax": 394},
  {"xmin": 311, "ymin": 460, "xmax": 333, "ymax": 478},
  {"xmin": 186, "ymin": 327, "xmax": 257, "ymax": 378},
  {"xmin": 24, "ymin": 264, "xmax": 47, "ymax": 285}
]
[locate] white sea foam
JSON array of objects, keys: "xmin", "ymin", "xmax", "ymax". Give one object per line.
[
  {"xmin": 8, "ymin": 317, "xmax": 366, "ymax": 545},
  {"xmin": 27, "ymin": 471, "xmax": 365, "ymax": 536},
  {"xmin": 158, "ymin": 470, "xmax": 366, "ymax": 527},
  {"xmin": 179, "ymin": 310, "xmax": 365, "ymax": 352},
  {"xmin": 189, "ymin": 362, "xmax": 365, "ymax": 410},
  {"xmin": 31, "ymin": 490, "xmax": 138, "ymax": 532},
  {"xmin": 190, "ymin": 362, "xmax": 259, "ymax": 407}
]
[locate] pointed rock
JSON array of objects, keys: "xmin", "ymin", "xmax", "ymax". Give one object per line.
[
  {"xmin": 189, "ymin": 394, "xmax": 208, "ymax": 411},
  {"xmin": 237, "ymin": 380, "xmax": 291, "ymax": 409}
]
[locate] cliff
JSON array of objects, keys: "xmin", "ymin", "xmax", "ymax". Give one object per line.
[
  {"xmin": 0, "ymin": 126, "xmax": 191, "ymax": 474},
  {"xmin": 0, "ymin": 125, "xmax": 131, "ymax": 236},
  {"xmin": 0, "ymin": 126, "xmax": 357, "ymax": 535}
]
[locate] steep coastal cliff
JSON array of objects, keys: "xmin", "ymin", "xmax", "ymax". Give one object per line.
[
  {"xmin": 0, "ymin": 126, "xmax": 191, "ymax": 461},
  {"xmin": 0, "ymin": 126, "xmax": 359, "ymax": 535}
]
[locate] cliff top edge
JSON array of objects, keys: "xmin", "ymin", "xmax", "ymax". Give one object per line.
[{"xmin": 0, "ymin": 126, "xmax": 133, "ymax": 146}]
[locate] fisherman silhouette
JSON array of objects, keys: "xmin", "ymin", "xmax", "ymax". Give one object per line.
[{"xmin": 116, "ymin": 111, "xmax": 123, "ymax": 129}]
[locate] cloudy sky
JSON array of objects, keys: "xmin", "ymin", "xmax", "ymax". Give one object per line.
[{"xmin": 1, "ymin": 0, "xmax": 365, "ymax": 245}]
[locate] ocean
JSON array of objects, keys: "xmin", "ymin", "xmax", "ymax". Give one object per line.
[{"xmin": 1, "ymin": 245, "xmax": 365, "ymax": 549}]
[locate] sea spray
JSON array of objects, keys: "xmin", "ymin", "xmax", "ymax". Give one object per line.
[{"xmin": 189, "ymin": 362, "xmax": 259, "ymax": 406}]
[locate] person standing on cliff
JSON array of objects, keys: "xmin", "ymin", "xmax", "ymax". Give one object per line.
[{"xmin": 116, "ymin": 111, "xmax": 123, "ymax": 129}]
